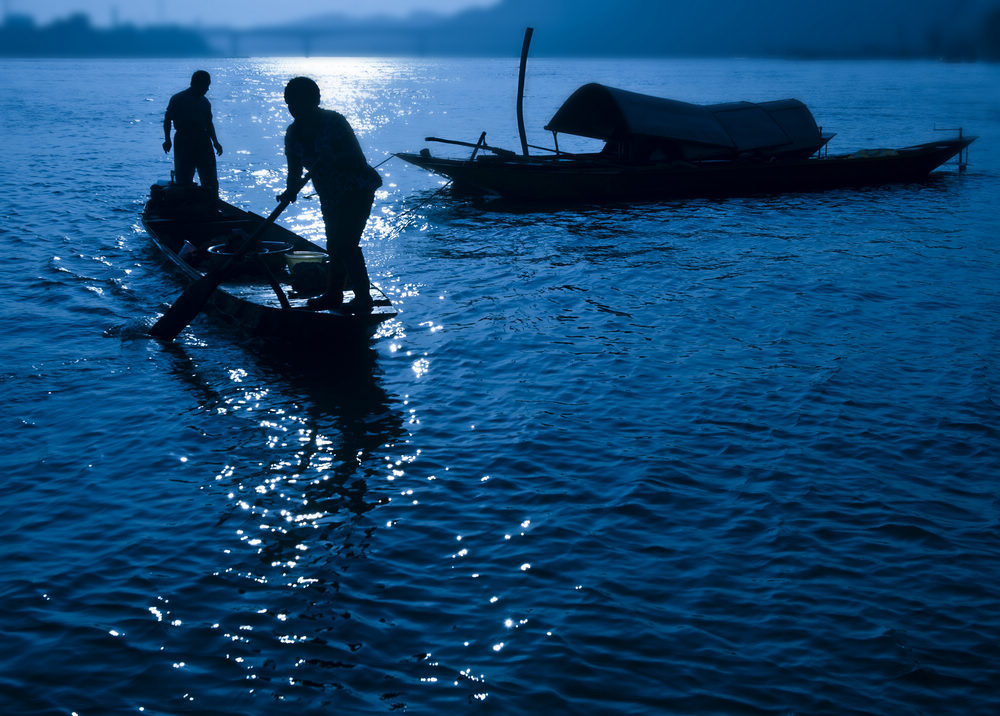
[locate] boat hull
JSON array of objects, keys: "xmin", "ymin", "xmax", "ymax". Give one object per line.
[
  {"xmin": 396, "ymin": 137, "xmax": 973, "ymax": 203},
  {"xmin": 142, "ymin": 182, "xmax": 396, "ymax": 345}
]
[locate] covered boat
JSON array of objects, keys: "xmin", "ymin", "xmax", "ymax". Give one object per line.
[
  {"xmin": 395, "ymin": 31, "xmax": 973, "ymax": 204},
  {"xmin": 397, "ymin": 134, "xmax": 973, "ymax": 203},
  {"xmin": 396, "ymin": 82, "xmax": 973, "ymax": 203},
  {"xmin": 544, "ymin": 83, "xmax": 832, "ymax": 163},
  {"xmin": 142, "ymin": 180, "xmax": 395, "ymax": 344}
]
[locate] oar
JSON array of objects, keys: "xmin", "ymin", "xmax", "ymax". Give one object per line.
[
  {"xmin": 150, "ymin": 173, "xmax": 309, "ymax": 341},
  {"xmin": 258, "ymin": 257, "xmax": 292, "ymax": 310}
]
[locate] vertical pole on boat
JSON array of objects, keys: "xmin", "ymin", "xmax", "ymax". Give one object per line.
[
  {"xmin": 959, "ymin": 128, "xmax": 968, "ymax": 173},
  {"xmin": 517, "ymin": 27, "xmax": 534, "ymax": 157},
  {"xmin": 469, "ymin": 131, "xmax": 487, "ymax": 161}
]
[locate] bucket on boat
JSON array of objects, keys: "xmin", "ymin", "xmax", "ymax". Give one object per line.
[
  {"xmin": 205, "ymin": 234, "xmax": 292, "ymax": 275},
  {"xmin": 284, "ymin": 251, "xmax": 328, "ymax": 269},
  {"xmin": 284, "ymin": 251, "xmax": 329, "ymax": 296}
]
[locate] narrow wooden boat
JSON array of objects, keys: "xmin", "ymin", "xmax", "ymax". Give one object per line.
[
  {"xmin": 142, "ymin": 180, "xmax": 396, "ymax": 344},
  {"xmin": 396, "ymin": 131, "xmax": 974, "ymax": 203},
  {"xmin": 396, "ymin": 31, "xmax": 975, "ymax": 204}
]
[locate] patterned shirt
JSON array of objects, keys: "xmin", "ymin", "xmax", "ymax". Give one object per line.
[{"xmin": 285, "ymin": 109, "xmax": 382, "ymax": 194}]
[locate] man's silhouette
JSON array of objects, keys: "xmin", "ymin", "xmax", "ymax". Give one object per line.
[
  {"xmin": 278, "ymin": 77, "xmax": 382, "ymax": 313},
  {"xmin": 163, "ymin": 70, "xmax": 223, "ymax": 196}
]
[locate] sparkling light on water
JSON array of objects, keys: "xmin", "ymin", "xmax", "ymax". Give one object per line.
[{"xmin": 1, "ymin": 55, "xmax": 998, "ymax": 716}]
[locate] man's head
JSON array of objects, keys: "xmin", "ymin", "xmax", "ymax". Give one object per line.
[
  {"xmin": 284, "ymin": 77, "xmax": 321, "ymax": 119},
  {"xmin": 190, "ymin": 70, "xmax": 211, "ymax": 95}
]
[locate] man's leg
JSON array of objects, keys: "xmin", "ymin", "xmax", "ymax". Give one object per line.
[
  {"xmin": 173, "ymin": 133, "xmax": 196, "ymax": 185},
  {"xmin": 195, "ymin": 144, "xmax": 219, "ymax": 198},
  {"xmin": 309, "ymin": 190, "xmax": 374, "ymax": 311},
  {"xmin": 307, "ymin": 194, "xmax": 349, "ymax": 309},
  {"xmin": 334, "ymin": 191, "xmax": 375, "ymax": 310}
]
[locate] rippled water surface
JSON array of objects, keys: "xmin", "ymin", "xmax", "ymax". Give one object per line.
[{"xmin": 1, "ymin": 56, "xmax": 999, "ymax": 714}]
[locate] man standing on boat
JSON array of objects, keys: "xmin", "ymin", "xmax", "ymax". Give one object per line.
[
  {"xmin": 278, "ymin": 76, "xmax": 382, "ymax": 313},
  {"xmin": 162, "ymin": 70, "xmax": 223, "ymax": 198}
]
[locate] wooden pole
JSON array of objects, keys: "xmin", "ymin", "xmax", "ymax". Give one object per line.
[{"xmin": 516, "ymin": 27, "xmax": 533, "ymax": 157}]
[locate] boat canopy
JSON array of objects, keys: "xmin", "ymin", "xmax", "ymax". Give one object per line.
[{"xmin": 544, "ymin": 83, "xmax": 826, "ymax": 161}]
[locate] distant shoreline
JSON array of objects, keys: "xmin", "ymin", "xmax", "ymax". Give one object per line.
[
  {"xmin": 0, "ymin": 14, "xmax": 214, "ymax": 58},
  {"xmin": 2, "ymin": 8, "xmax": 998, "ymax": 61}
]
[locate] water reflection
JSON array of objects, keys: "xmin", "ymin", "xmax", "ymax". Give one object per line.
[
  {"xmin": 156, "ymin": 336, "xmax": 418, "ymax": 704},
  {"xmin": 164, "ymin": 336, "xmax": 404, "ymax": 514},
  {"xmin": 254, "ymin": 339, "xmax": 407, "ymax": 521}
]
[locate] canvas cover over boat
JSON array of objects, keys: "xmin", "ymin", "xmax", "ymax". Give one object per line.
[{"xmin": 544, "ymin": 83, "xmax": 827, "ymax": 161}]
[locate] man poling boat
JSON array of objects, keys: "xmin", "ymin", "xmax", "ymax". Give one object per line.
[
  {"xmin": 144, "ymin": 180, "xmax": 396, "ymax": 344},
  {"xmin": 148, "ymin": 75, "xmax": 393, "ymax": 344}
]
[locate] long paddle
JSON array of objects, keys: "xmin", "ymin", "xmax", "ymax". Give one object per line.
[{"xmin": 150, "ymin": 173, "xmax": 309, "ymax": 341}]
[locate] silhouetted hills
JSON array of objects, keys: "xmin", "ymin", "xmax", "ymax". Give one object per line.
[
  {"xmin": 0, "ymin": 14, "xmax": 213, "ymax": 57},
  {"xmin": 3, "ymin": 0, "xmax": 1000, "ymax": 59},
  {"xmin": 261, "ymin": 0, "xmax": 998, "ymax": 59}
]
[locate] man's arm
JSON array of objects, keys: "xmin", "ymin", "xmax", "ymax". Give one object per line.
[
  {"xmin": 162, "ymin": 112, "xmax": 172, "ymax": 153},
  {"xmin": 279, "ymin": 154, "xmax": 305, "ymax": 203},
  {"xmin": 209, "ymin": 122, "xmax": 223, "ymax": 155},
  {"xmin": 207, "ymin": 104, "xmax": 223, "ymax": 156}
]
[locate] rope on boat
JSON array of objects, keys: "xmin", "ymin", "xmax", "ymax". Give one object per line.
[
  {"xmin": 368, "ymin": 152, "xmax": 455, "ymax": 242},
  {"xmin": 301, "ymin": 153, "xmax": 451, "ymax": 241},
  {"xmin": 381, "ymin": 181, "xmax": 454, "ymax": 242}
]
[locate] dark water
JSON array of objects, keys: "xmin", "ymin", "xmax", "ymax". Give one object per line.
[{"xmin": 2, "ymin": 57, "xmax": 999, "ymax": 714}]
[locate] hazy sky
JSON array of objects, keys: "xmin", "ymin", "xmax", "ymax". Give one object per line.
[{"xmin": 3, "ymin": 0, "xmax": 501, "ymax": 27}]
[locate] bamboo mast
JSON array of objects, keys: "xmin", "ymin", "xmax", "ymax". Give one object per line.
[{"xmin": 516, "ymin": 27, "xmax": 534, "ymax": 157}]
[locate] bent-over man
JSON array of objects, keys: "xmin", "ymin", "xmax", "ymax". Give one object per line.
[{"xmin": 278, "ymin": 76, "xmax": 382, "ymax": 313}]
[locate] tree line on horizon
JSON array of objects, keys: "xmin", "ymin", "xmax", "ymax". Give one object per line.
[
  {"xmin": 2, "ymin": 2, "xmax": 999, "ymax": 60},
  {"xmin": 0, "ymin": 13, "xmax": 212, "ymax": 57}
]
